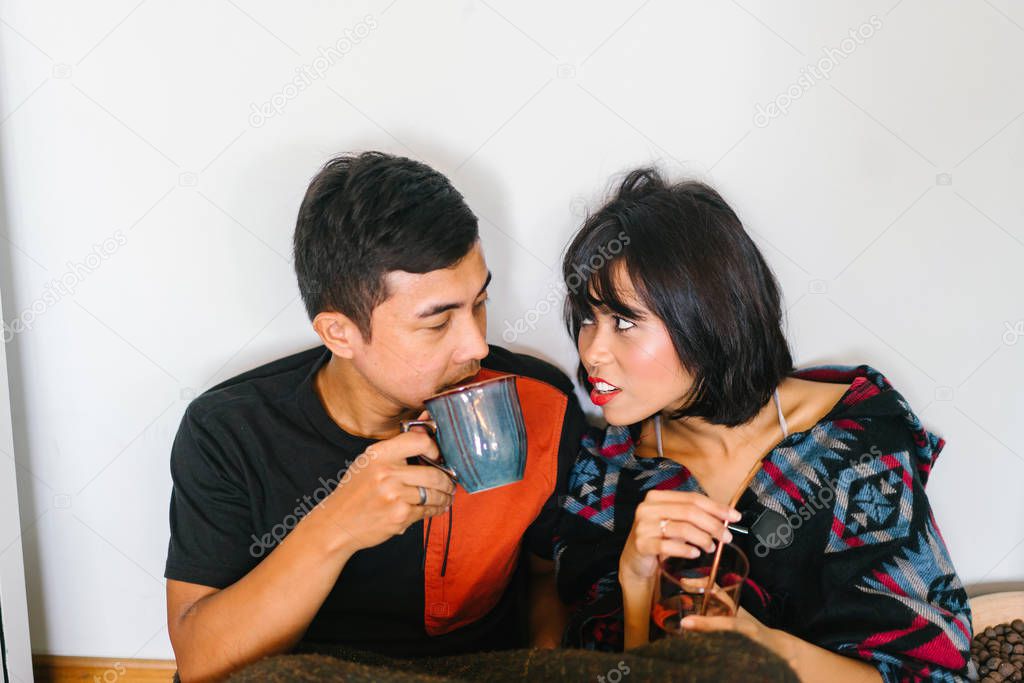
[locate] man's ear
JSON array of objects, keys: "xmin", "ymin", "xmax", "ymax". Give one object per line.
[{"xmin": 312, "ymin": 311, "xmax": 365, "ymax": 359}]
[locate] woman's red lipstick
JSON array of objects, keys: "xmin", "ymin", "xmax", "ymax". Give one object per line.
[{"xmin": 588, "ymin": 376, "xmax": 622, "ymax": 406}]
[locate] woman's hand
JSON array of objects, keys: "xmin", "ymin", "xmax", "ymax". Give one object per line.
[
  {"xmin": 618, "ymin": 489, "xmax": 741, "ymax": 585},
  {"xmin": 682, "ymin": 607, "xmax": 786, "ymax": 656},
  {"xmin": 682, "ymin": 609, "xmax": 884, "ymax": 683},
  {"xmin": 617, "ymin": 490, "xmax": 742, "ymax": 649}
]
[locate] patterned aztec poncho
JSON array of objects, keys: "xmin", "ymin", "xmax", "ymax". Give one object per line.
[{"xmin": 554, "ymin": 365, "xmax": 973, "ymax": 683}]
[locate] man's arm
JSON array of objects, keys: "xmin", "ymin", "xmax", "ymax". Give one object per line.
[
  {"xmin": 167, "ymin": 513, "xmax": 354, "ymax": 682},
  {"xmin": 167, "ymin": 431, "xmax": 454, "ymax": 682},
  {"xmin": 527, "ymin": 555, "xmax": 568, "ymax": 649}
]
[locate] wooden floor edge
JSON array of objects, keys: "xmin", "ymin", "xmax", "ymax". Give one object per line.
[{"xmin": 32, "ymin": 655, "xmax": 177, "ymax": 682}]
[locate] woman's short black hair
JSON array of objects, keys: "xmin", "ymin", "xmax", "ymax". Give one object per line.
[
  {"xmin": 293, "ymin": 151, "xmax": 479, "ymax": 338},
  {"xmin": 563, "ymin": 167, "xmax": 793, "ymax": 427}
]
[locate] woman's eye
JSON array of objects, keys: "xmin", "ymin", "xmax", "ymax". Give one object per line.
[
  {"xmin": 474, "ymin": 297, "xmax": 489, "ymax": 309},
  {"xmin": 614, "ymin": 316, "xmax": 636, "ymax": 331},
  {"xmin": 430, "ymin": 320, "xmax": 450, "ymax": 331}
]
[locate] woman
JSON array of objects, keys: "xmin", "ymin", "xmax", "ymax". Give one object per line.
[{"xmin": 554, "ymin": 168, "xmax": 972, "ymax": 682}]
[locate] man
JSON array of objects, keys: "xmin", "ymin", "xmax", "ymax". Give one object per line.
[{"xmin": 164, "ymin": 152, "xmax": 586, "ymax": 681}]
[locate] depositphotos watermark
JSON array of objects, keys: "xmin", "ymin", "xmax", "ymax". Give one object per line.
[
  {"xmin": 92, "ymin": 662, "xmax": 125, "ymax": 683},
  {"xmin": 249, "ymin": 449, "xmax": 379, "ymax": 557},
  {"xmin": 1003, "ymin": 320, "xmax": 1024, "ymax": 346},
  {"xmin": 248, "ymin": 15, "xmax": 378, "ymax": 128},
  {"xmin": 754, "ymin": 15, "xmax": 883, "ymax": 128},
  {"xmin": 2, "ymin": 230, "xmax": 128, "ymax": 343},
  {"xmin": 501, "ymin": 231, "xmax": 630, "ymax": 343},
  {"xmin": 752, "ymin": 445, "xmax": 884, "ymax": 557},
  {"xmin": 597, "ymin": 661, "xmax": 630, "ymax": 683}
]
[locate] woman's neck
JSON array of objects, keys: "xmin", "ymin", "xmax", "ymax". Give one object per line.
[{"xmin": 644, "ymin": 387, "xmax": 786, "ymax": 467}]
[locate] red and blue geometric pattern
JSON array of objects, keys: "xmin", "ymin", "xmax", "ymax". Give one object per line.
[
  {"xmin": 748, "ymin": 420, "xmax": 853, "ymax": 516},
  {"xmin": 556, "ymin": 364, "xmax": 972, "ymax": 682},
  {"xmin": 851, "ymin": 516, "xmax": 971, "ymax": 681},
  {"xmin": 563, "ymin": 425, "xmax": 696, "ymax": 532},
  {"xmin": 562, "ymin": 455, "xmax": 620, "ymax": 531},
  {"xmin": 826, "ymin": 449, "xmax": 915, "ymax": 553}
]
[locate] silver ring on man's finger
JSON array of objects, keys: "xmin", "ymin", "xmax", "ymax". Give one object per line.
[
  {"xmin": 659, "ymin": 519, "xmax": 669, "ymax": 537},
  {"xmin": 417, "ymin": 486, "xmax": 428, "ymax": 506}
]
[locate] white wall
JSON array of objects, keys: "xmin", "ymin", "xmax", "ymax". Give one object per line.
[
  {"xmin": 0, "ymin": 0, "xmax": 1021, "ymax": 661},
  {"xmin": 0, "ymin": 284, "xmax": 31, "ymax": 683}
]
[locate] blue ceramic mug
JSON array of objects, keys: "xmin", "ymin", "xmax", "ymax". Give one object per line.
[{"xmin": 401, "ymin": 375, "xmax": 527, "ymax": 494}]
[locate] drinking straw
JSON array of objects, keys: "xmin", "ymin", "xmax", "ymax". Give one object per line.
[{"xmin": 698, "ymin": 461, "xmax": 763, "ymax": 617}]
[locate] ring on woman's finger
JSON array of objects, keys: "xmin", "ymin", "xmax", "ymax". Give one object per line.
[
  {"xmin": 659, "ymin": 518, "xmax": 669, "ymax": 537},
  {"xmin": 417, "ymin": 486, "xmax": 427, "ymax": 506}
]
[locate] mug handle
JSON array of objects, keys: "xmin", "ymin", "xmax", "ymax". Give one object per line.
[{"xmin": 400, "ymin": 419, "xmax": 459, "ymax": 482}]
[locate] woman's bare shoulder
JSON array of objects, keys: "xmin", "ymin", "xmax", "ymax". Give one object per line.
[{"xmin": 780, "ymin": 376, "xmax": 852, "ymax": 433}]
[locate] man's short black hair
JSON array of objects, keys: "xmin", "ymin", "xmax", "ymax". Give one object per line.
[
  {"xmin": 563, "ymin": 167, "xmax": 793, "ymax": 427},
  {"xmin": 293, "ymin": 151, "xmax": 479, "ymax": 338}
]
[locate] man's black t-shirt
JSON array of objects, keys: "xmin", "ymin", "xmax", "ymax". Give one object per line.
[{"xmin": 164, "ymin": 344, "xmax": 586, "ymax": 657}]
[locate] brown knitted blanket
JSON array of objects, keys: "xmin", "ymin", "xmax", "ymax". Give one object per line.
[{"xmin": 225, "ymin": 632, "xmax": 798, "ymax": 682}]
